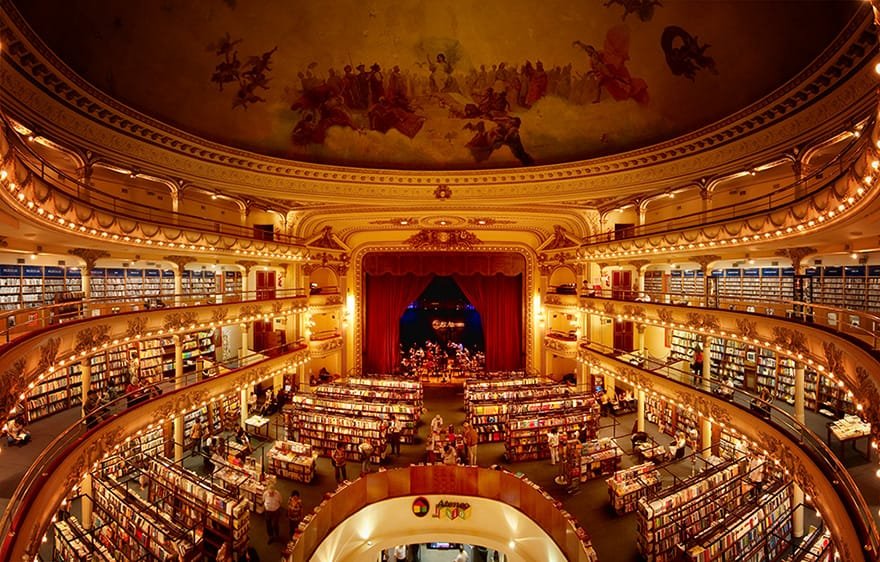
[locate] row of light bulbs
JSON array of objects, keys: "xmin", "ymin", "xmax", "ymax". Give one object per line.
[
  {"xmin": 0, "ymin": 167, "xmax": 307, "ymax": 262},
  {"xmin": 581, "ymin": 144, "xmax": 878, "ymax": 261}
]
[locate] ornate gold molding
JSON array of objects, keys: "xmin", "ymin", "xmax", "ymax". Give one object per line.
[
  {"xmin": 67, "ymin": 248, "xmax": 110, "ymax": 270},
  {"xmin": 691, "ymin": 254, "xmax": 722, "ymax": 274},
  {"xmin": 405, "ymin": 229, "xmax": 482, "ymax": 249},
  {"xmin": 163, "ymin": 254, "xmax": 197, "ymax": 270},
  {"xmin": 774, "ymin": 247, "xmax": 818, "ymax": 273},
  {"xmin": 74, "ymin": 325, "xmax": 111, "ymax": 352},
  {"xmin": 235, "ymin": 260, "xmax": 259, "ymax": 275}
]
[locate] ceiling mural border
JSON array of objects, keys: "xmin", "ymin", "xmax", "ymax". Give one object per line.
[
  {"xmin": 351, "ymin": 244, "xmax": 536, "ymax": 375},
  {"xmin": 0, "ymin": 3, "xmax": 875, "ymax": 201}
]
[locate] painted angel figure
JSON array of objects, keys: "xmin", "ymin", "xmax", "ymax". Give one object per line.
[{"xmin": 572, "ymin": 25, "xmax": 649, "ymax": 105}]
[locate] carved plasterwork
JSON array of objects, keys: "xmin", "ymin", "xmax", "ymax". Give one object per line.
[
  {"xmin": 754, "ymin": 431, "xmax": 818, "ymax": 502},
  {"xmin": 231, "ymin": 365, "xmax": 272, "ymax": 389},
  {"xmin": 616, "ymin": 366, "xmax": 654, "ymax": 392},
  {"xmin": 627, "ymin": 260, "xmax": 650, "ymax": 271},
  {"xmin": 211, "ymin": 307, "xmax": 230, "ymax": 323},
  {"xmin": 855, "ymin": 366, "xmax": 880, "ymax": 441},
  {"xmin": 657, "ymin": 309, "xmax": 675, "ymax": 324},
  {"xmin": 623, "ymin": 305, "xmax": 645, "ymax": 317},
  {"xmin": 236, "ymin": 260, "xmax": 259, "ymax": 275},
  {"xmin": 325, "ymin": 294, "xmax": 343, "ymax": 306},
  {"xmin": 38, "ymin": 337, "xmax": 61, "ymax": 370},
  {"xmin": 691, "ymin": 254, "xmax": 722, "ymax": 274},
  {"xmin": 544, "ymin": 294, "xmax": 562, "ymax": 305},
  {"xmin": 675, "ymin": 390, "xmax": 731, "ymax": 426},
  {"xmin": 162, "ymin": 254, "xmax": 197, "ymax": 270},
  {"xmin": 685, "ymin": 312, "xmax": 720, "ymax": 331},
  {"xmin": 602, "ymin": 302, "xmax": 616, "ymax": 315},
  {"xmin": 466, "ymin": 217, "xmax": 515, "ymax": 226},
  {"xmin": 735, "ymin": 318, "xmax": 759, "ymax": 340},
  {"xmin": 67, "ymin": 248, "xmax": 110, "ymax": 270},
  {"xmin": 369, "ymin": 217, "xmax": 419, "ymax": 226},
  {"xmin": 307, "ymin": 226, "xmax": 346, "ymax": 250},
  {"xmin": 0, "ymin": 357, "xmax": 27, "ymax": 417},
  {"xmin": 126, "ymin": 317, "xmax": 148, "ymax": 338},
  {"xmin": 405, "ymin": 229, "xmax": 482, "ymax": 249},
  {"xmin": 150, "ymin": 389, "xmax": 210, "ymax": 425},
  {"xmin": 771, "ymin": 326, "xmax": 809, "ymax": 355},
  {"xmin": 59, "ymin": 424, "xmax": 127, "ymax": 507},
  {"xmin": 163, "ymin": 311, "xmax": 198, "ymax": 331},
  {"xmin": 74, "ymin": 325, "xmax": 111, "ymax": 352},
  {"xmin": 822, "ymin": 341, "xmax": 846, "ymax": 377},
  {"xmin": 312, "ymin": 337, "xmax": 344, "ymax": 353},
  {"xmin": 240, "ymin": 303, "xmax": 263, "ymax": 317},
  {"xmin": 774, "ymin": 247, "xmax": 817, "ymax": 273}
]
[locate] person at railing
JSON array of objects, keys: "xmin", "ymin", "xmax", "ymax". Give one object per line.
[
  {"xmin": 125, "ymin": 375, "xmax": 147, "ymax": 408},
  {"xmin": 287, "ymin": 489, "xmax": 303, "ymax": 540},
  {"xmin": 332, "ymin": 442, "xmax": 348, "ymax": 482},
  {"xmin": 358, "ymin": 439, "xmax": 374, "ymax": 473},
  {"xmin": 442, "ymin": 443, "xmax": 460, "ymax": 465},
  {"xmin": 691, "ymin": 345, "xmax": 704, "ymax": 385}
]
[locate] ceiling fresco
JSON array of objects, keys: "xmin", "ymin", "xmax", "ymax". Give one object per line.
[{"xmin": 11, "ymin": 0, "xmax": 860, "ymax": 170}]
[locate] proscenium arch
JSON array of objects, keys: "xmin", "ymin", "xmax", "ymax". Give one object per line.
[{"xmin": 309, "ymin": 496, "xmax": 566, "ymax": 562}]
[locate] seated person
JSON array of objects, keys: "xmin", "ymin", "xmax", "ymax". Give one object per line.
[
  {"xmin": 6, "ymin": 417, "xmax": 31, "ymax": 446},
  {"xmin": 631, "ymin": 431, "xmax": 649, "ymax": 448},
  {"xmin": 318, "ymin": 367, "xmax": 332, "ymax": 383},
  {"xmin": 667, "ymin": 433, "xmax": 687, "ymax": 460}
]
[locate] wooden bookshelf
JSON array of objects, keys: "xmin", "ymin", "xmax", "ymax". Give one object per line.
[
  {"xmin": 681, "ymin": 481, "xmax": 793, "ymax": 562},
  {"xmin": 636, "ymin": 460, "xmax": 743, "ymax": 562},
  {"xmin": 291, "ymin": 393, "xmax": 419, "ymax": 443},
  {"xmin": 566, "ymin": 437, "xmax": 624, "ymax": 482},
  {"xmin": 54, "ymin": 516, "xmax": 115, "ymax": 561},
  {"xmin": 147, "ymin": 456, "xmax": 250, "ymax": 555},
  {"xmin": 266, "ymin": 440, "xmax": 317, "ymax": 483},
  {"xmin": 505, "ymin": 406, "xmax": 599, "ymax": 462},
  {"xmin": 93, "ymin": 476, "xmax": 200, "ymax": 561},
  {"xmin": 468, "ymin": 389, "xmax": 598, "ymax": 443},
  {"xmin": 292, "ymin": 409, "xmax": 388, "ymax": 463},
  {"xmin": 607, "ymin": 462, "xmax": 661, "ymax": 514}
]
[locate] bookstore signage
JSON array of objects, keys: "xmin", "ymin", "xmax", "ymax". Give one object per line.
[{"xmin": 432, "ymin": 499, "xmax": 472, "ymax": 521}]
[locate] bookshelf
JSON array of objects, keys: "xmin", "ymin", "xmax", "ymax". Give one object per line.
[
  {"xmin": 681, "ymin": 481, "xmax": 793, "ymax": 562},
  {"xmin": 54, "ymin": 516, "xmax": 115, "ymax": 561},
  {"xmin": 784, "ymin": 526, "xmax": 834, "ymax": 561},
  {"xmin": 566, "ymin": 437, "xmax": 624, "ymax": 482},
  {"xmin": 755, "ymin": 347, "xmax": 777, "ymax": 398},
  {"xmin": 670, "ymin": 330, "xmax": 700, "ymax": 363},
  {"xmin": 315, "ymin": 378, "xmax": 424, "ymax": 409},
  {"xmin": 636, "ymin": 460, "xmax": 743, "ymax": 562},
  {"xmin": 291, "ymin": 393, "xmax": 420, "ymax": 443},
  {"xmin": 468, "ymin": 389, "xmax": 598, "ymax": 443},
  {"xmin": 161, "ymin": 269, "xmax": 175, "ymax": 297},
  {"xmin": 93, "ymin": 476, "xmax": 200, "ymax": 561},
  {"xmin": 645, "ymin": 395, "xmax": 699, "ymax": 445},
  {"xmin": 292, "ymin": 409, "xmax": 388, "ymax": 463},
  {"xmin": 505, "ymin": 408, "xmax": 598, "ymax": 462},
  {"xmin": 266, "ymin": 440, "xmax": 318, "ymax": 483},
  {"xmin": 644, "ymin": 270, "xmax": 665, "ymax": 301},
  {"xmin": 709, "ymin": 337, "xmax": 747, "ymax": 387},
  {"xmin": 223, "ymin": 271, "xmax": 243, "ymax": 300},
  {"xmin": 0, "ymin": 265, "xmax": 84, "ymax": 310},
  {"xmin": 607, "ymin": 462, "xmax": 661, "ymax": 514},
  {"xmin": 344, "ymin": 377, "xmax": 424, "ymax": 407},
  {"xmin": 147, "ymin": 456, "xmax": 250, "ymax": 555}
]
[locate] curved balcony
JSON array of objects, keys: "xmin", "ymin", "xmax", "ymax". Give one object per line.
[
  {"xmin": 282, "ymin": 465, "xmax": 596, "ymax": 562},
  {"xmin": 0, "ymin": 125, "xmax": 308, "ymax": 261},
  {"xmin": 308, "ymin": 330, "xmax": 344, "ymax": 357},
  {"xmin": 577, "ymin": 343, "xmax": 878, "ymax": 562},
  {"xmin": 0, "ymin": 346, "xmax": 309, "ymax": 562},
  {"xmin": 543, "ymin": 332, "xmax": 578, "ymax": 358},
  {"xmin": 577, "ymin": 115, "xmax": 879, "ymax": 260},
  {"xmin": 0, "ymin": 289, "xmax": 309, "ymax": 426}
]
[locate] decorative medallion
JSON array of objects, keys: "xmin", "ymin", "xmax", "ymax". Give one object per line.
[
  {"xmin": 434, "ymin": 184, "xmax": 452, "ymax": 200},
  {"xmin": 657, "ymin": 309, "xmax": 675, "ymax": 324},
  {"xmin": 405, "ymin": 229, "xmax": 481, "ymax": 249},
  {"xmin": 675, "ymin": 390, "xmax": 730, "ymax": 425},
  {"xmin": 38, "ymin": 337, "xmax": 61, "ymax": 370},
  {"xmin": 149, "ymin": 389, "xmax": 210, "ymax": 425},
  {"xmin": 771, "ymin": 326, "xmax": 809, "ymax": 355},
  {"xmin": 240, "ymin": 303, "xmax": 263, "ymax": 317},
  {"xmin": 211, "ymin": 307, "xmax": 230, "ymax": 323},
  {"xmin": 163, "ymin": 311, "xmax": 198, "ymax": 331},
  {"xmin": 0, "ymin": 358, "xmax": 27, "ymax": 419},
  {"xmin": 822, "ymin": 341, "xmax": 846, "ymax": 378},
  {"xmin": 602, "ymin": 302, "xmax": 616, "ymax": 315},
  {"xmin": 74, "ymin": 325, "xmax": 111, "ymax": 353},
  {"xmin": 686, "ymin": 312, "xmax": 720, "ymax": 331},
  {"xmin": 754, "ymin": 431, "xmax": 818, "ymax": 503},
  {"xmin": 623, "ymin": 304, "xmax": 645, "ymax": 317},
  {"xmin": 126, "ymin": 317, "xmax": 148, "ymax": 338},
  {"xmin": 735, "ymin": 318, "xmax": 758, "ymax": 340}
]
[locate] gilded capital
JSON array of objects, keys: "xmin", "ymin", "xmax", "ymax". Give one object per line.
[
  {"xmin": 163, "ymin": 254, "xmax": 197, "ymax": 270},
  {"xmin": 68, "ymin": 248, "xmax": 110, "ymax": 270}
]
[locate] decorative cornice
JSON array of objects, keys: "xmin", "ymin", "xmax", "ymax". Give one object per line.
[
  {"xmin": 774, "ymin": 247, "xmax": 818, "ymax": 273},
  {"xmin": 627, "ymin": 260, "xmax": 651, "ymax": 271},
  {"xmin": 235, "ymin": 260, "xmax": 259, "ymax": 275},
  {"xmin": 67, "ymin": 248, "xmax": 110, "ymax": 270},
  {"xmin": 404, "ymin": 229, "xmax": 482, "ymax": 249},
  {"xmin": 74, "ymin": 325, "xmax": 111, "ymax": 353},
  {"xmin": 691, "ymin": 254, "xmax": 722, "ymax": 274},
  {"xmin": 163, "ymin": 254, "xmax": 197, "ymax": 270}
]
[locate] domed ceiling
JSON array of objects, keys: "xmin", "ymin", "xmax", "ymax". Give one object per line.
[{"xmin": 11, "ymin": 0, "xmax": 860, "ymax": 171}]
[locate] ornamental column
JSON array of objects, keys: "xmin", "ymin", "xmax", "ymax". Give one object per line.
[
  {"xmin": 701, "ymin": 334, "xmax": 712, "ymax": 391},
  {"xmin": 81, "ymin": 474, "xmax": 93, "ymax": 530},
  {"xmin": 67, "ymin": 249, "xmax": 110, "ymax": 314},
  {"xmin": 701, "ymin": 418, "xmax": 712, "ymax": 454},
  {"xmin": 792, "ymin": 360, "xmax": 806, "ymax": 538},
  {"xmin": 237, "ymin": 260, "xmax": 257, "ymax": 301},
  {"xmin": 692, "ymin": 255, "xmax": 720, "ymax": 309},
  {"xmin": 164, "ymin": 255, "xmax": 197, "ymax": 306},
  {"xmin": 173, "ymin": 334, "xmax": 184, "ymax": 461},
  {"xmin": 636, "ymin": 389, "xmax": 646, "ymax": 432},
  {"xmin": 80, "ymin": 361, "xmax": 92, "ymax": 418},
  {"xmin": 628, "ymin": 260, "xmax": 649, "ymax": 300}
]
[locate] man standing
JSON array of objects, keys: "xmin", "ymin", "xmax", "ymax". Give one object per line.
[
  {"xmin": 388, "ymin": 414, "xmax": 402, "ymax": 457},
  {"xmin": 463, "ymin": 422, "xmax": 478, "ymax": 465},
  {"xmin": 547, "ymin": 427, "xmax": 560, "ymax": 465},
  {"xmin": 332, "ymin": 443, "xmax": 348, "ymax": 482},
  {"xmin": 190, "ymin": 418, "xmax": 203, "ymax": 454},
  {"xmin": 263, "ymin": 477, "xmax": 282, "ymax": 543},
  {"xmin": 358, "ymin": 439, "xmax": 374, "ymax": 474}
]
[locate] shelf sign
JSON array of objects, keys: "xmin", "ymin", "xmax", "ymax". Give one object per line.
[
  {"xmin": 45, "ymin": 266, "xmax": 64, "ymax": 278},
  {"xmin": 412, "ymin": 497, "xmax": 430, "ymax": 518},
  {"xmin": 724, "ymin": 269, "xmax": 741, "ymax": 278},
  {"xmin": 671, "ymin": 270, "xmax": 682, "ymax": 278},
  {"xmin": 432, "ymin": 499, "xmax": 472, "ymax": 520},
  {"xmin": 870, "ymin": 266, "xmax": 880, "ymax": 277},
  {"xmin": 23, "ymin": 266, "xmax": 42, "ymax": 278},
  {"xmin": 781, "ymin": 268, "xmax": 795, "ymax": 277},
  {"xmin": 823, "ymin": 266, "xmax": 842, "ymax": 277},
  {"xmin": 743, "ymin": 268, "xmax": 760, "ymax": 277},
  {"xmin": 761, "ymin": 268, "xmax": 779, "ymax": 277},
  {"xmin": 710, "ymin": 269, "xmax": 723, "ymax": 277},
  {"xmin": 0, "ymin": 265, "xmax": 21, "ymax": 276},
  {"xmin": 145, "ymin": 269, "xmax": 160, "ymax": 278}
]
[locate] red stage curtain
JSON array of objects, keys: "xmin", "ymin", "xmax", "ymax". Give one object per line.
[
  {"xmin": 364, "ymin": 273, "xmax": 432, "ymax": 373},
  {"xmin": 454, "ymin": 274, "xmax": 523, "ymax": 371}
]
